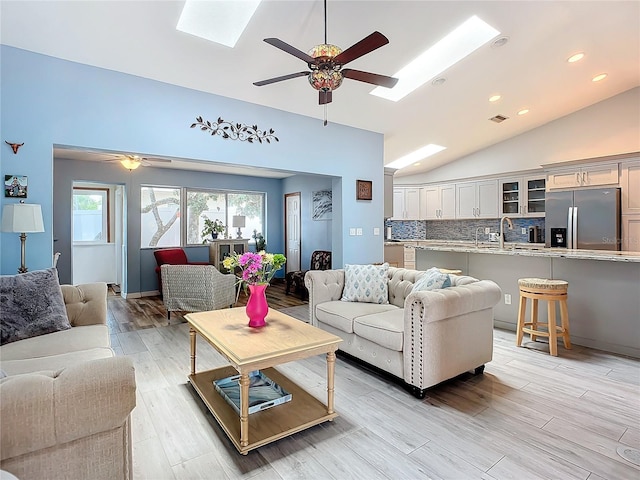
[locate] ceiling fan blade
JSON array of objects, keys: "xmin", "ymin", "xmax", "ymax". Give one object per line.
[
  {"xmin": 342, "ymin": 69, "xmax": 399, "ymax": 88},
  {"xmin": 254, "ymin": 71, "xmax": 309, "ymax": 86},
  {"xmin": 319, "ymin": 90, "xmax": 332, "ymax": 105},
  {"xmin": 264, "ymin": 38, "xmax": 316, "ymax": 64},
  {"xmin": 333, "ymin": 31, "xmax": 389, "ymax": 66}
]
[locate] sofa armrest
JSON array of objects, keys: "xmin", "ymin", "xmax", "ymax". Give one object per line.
[
  {"xmin": 62, "ymin": 282, "xmax": 108, "ymax": 326},
  {"xmin": 305, "ymin": 270, "xmax": 345, "ymax": 326},
  {"xmin": 406, "ymin": 280, "xmax": 502, "ymax": 324},
  {"xmin": 0, "ymin": 356, "xmax": 136, "ymax": 462}
]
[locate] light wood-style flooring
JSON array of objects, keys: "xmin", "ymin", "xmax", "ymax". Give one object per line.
[{"xmin": 109, "ymin": 289, "xmax": 640, "ymax": 480}]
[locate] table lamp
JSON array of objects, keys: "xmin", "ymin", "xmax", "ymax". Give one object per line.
[
  {"xmin": 232, "ymin": 215, "xmax": 246, "ymax": 239},
  {"xmin": 2, "ymin": 202, "xmax": 45, "ymax": 273}
]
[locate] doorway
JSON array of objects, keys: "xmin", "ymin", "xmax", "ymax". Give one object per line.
[
  {"xmin": 71, "ymin": 182, "xmax": 126, "ymax": 291},
  {"xmin": 284, "ymin": 192, "xmax": 301, "ymax": 273}
]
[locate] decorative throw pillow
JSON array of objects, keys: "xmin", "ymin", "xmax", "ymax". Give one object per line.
[
  {"xmin": 412, "ymin": 267, "xmax": 451, "ymax": 293},
  {"xmin": 341, "ymin": 263, "xmax": 389, "ymax": 304},
  {"xmin": 0, "ymin": 268, "xmax": 71, "ymax": 345}
]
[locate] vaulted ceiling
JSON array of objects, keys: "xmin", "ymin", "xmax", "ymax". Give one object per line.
[{"xmin": 2, "ymin": 1, "xmax": 638, "ymax": 177}]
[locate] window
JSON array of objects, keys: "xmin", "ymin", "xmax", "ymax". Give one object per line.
[
  {"xmin": 141, "ymin": 186, "xmax": 265, "ymax": 247},
  {"xmin": 141, "ymin": 186, "xmax": 181, "ymax": 247},
  {"xmin": 73, "ymin": 188, "xmax": 109, "ymax": 243},
  {"xmin": 185, "ymin": 189, "xmax": 265, "ymax": 245}
]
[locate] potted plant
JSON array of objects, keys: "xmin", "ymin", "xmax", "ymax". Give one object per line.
[{"xmin": 201, "ymin": 217, "xmax": 226, "ymax": 241}]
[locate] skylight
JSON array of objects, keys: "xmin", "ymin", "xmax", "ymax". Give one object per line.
[
  {"xmin": 386, "ymin": 144, "xmax": 446, "ymax": 170},
  {"xmin": 177, "ymin": 0, "xmax": 262, "ymax": 48},
  {"xmin": 371, "ymin": 16, "xmax": 499, "ymax": 102}
]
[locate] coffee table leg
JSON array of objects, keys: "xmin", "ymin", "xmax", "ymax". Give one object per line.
[
  {"xmin": 189, "ymin": 328, "xmax": 196, "ymax": 375},
  {"xmin": 326, "ymin": 351, "xmax": 336, "ymax": 415},
  {"xmin": 239, "ymin": 372, "xmax": 250, "ymax": 449}
]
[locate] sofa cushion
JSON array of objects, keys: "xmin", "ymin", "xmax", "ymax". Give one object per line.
[
  {"xmin": 316, "ymin": 301, "xmax": 398, "ymax": 333},
  {"xmin": 412, "ymin": 267, "xmax": 451, "ymax": 292},
  {"xmin": 0, "ymin": 268, "xmax": 71, "ymax": 345},
  {"xmin": 387, "ymin": 267, "xmax": 423, "ymax": 307},
  {"xmin": 353, "ymin": 309, "xmax": 405, "ymax": 351},
  {"xmin": 0, "ymin": 347, "xmax": 114, "ymax": 376},
  {"xmin": 341, "ymin": 263, "xmax": 389, "ymax": 304},
  {"xmin": 0, "ymin": 325, "xmax": 110, "ymax": 362}
]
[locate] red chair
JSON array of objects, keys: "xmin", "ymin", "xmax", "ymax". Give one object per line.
[{"xmin": 153, "ymin": 248, "xmax": 209, "ymax": 294}]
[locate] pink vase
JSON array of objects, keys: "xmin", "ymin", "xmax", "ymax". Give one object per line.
[{"xmin": 246, "ymin": 284, "xmax": 268, "ymax": 328}]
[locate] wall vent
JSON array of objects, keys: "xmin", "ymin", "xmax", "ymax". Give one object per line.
[{"xmin": 489, "ymin": 115, "xmax": 509, "ymax": 123}]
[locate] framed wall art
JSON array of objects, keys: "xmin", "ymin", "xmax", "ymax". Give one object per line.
[
  {"xmin": 4, "ymin": 175, "xmax": 28, "ymax": 198},
  {"xmin": 356, "ymin": 179, "xmax": 372, "ymax": 201},
  {"xmin": 312, "ymin": 190, "xmax": 332, "ymax": 221}
]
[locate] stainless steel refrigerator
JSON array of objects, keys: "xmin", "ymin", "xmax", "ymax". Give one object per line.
[{"xmin": 545, "ymin": 187, "xmax": 621, "ymax": 250}]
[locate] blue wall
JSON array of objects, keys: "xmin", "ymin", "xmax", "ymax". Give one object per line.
[
  {"xmin": 1, "ymin": 46, "xmax": 385, "ymax": 280},
  {"xmin": 54, "ymin": 158, "xmax": 286, "ymax": 293}
]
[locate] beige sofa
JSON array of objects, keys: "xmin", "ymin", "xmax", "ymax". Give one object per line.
[
  {"xmin": 0, "ymin": 282, "xmax": 136, "ymax": 480},
  {"xmin": 305, "ymin": 267, "xmax": 501, "ymax": 398}
]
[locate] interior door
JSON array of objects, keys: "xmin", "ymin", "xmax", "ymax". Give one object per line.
[{"xmin": 285, "ymin": 192, "xmax": 301, "ymax": 273}]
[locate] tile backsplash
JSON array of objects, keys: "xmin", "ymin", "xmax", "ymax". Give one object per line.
[{"xmin": 386, "ymin": 218, "xmax": 546, "ymax": 243}]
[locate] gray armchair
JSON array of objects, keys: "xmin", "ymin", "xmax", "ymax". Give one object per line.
[{"xmin": 160, "ymin": 264, "xmax": 235, "ymax": 321}]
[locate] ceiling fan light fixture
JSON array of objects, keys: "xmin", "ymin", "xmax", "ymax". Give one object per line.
[
  {"xmin": 308, "ymin": 44, "xmax": 342, "ymax": 60},
  {"xmin": 120, "ymin": 157, "xmax": 142, "ymax": 170},
  {"xmin": 309, "ymin": 69, "xmax": 343, "ymax": 91},
  {"xmin": 371, "ymin": 15, "xmax": 499, "ymax": 102}
]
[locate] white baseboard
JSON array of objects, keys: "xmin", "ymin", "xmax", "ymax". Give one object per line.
[{"xmin": 122, "ymin": 290, "xmax": 160, "ymax": 299}]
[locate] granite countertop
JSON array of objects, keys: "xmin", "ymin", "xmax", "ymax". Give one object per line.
[{"xmin": 405, "ymin": 240, "xmax": 640, "ymax": 263}]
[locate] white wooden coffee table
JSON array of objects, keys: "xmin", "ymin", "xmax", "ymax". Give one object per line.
[{"xmin": 185, "ymin": 307, "xmax": 342, "ymax": 455}]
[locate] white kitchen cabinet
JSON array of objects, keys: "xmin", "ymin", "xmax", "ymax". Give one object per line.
[
  {"xmin": 622, "ymin": 215, "xmax": 640, "ymax": 252},
  {"xmin": 392, "ymin": 187, "xmax": 423, "ymax": 219},
  {"xmin": 455, "ymin": 179, "xmax": 498, "ymax": 219},
  {"xmin": 621, "ymin": 160, "xmax": 640, "ymax": 214},
  {"xmin": 424, "ymin": 184, "xmax": 455, "ymax": 219},
  {"xmin": 499, "ymin": 176, "xmax": 546, "ymax": 217},
  {"xmin": 547, "ymin": 163, "xmax": 619, "ymax": 190}
]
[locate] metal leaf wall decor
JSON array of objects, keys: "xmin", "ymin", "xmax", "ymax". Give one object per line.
[{"xmin": 191, "ymin": 116, "xmax": 279, "ymax": 144}]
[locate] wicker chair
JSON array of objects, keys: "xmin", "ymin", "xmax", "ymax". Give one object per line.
[
  {"xmin": 285, "ymin": 250, "xmax": 332, "ymax": 300},
  {"xmin": 160, "ymin": 264, "xmax": 236, "ymax": 321}
]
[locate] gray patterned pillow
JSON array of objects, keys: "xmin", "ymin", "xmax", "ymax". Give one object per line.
[
  {"xmin": 340, "ymin": 263, "xmax": 389, "ymax": 304},
  {"xmin": 412, "ymin": 267, "xmax": 451, "ymax": 292},
  {"xmin": 0, "ymin": 268, "xmax": 71, "ymax": 345}
]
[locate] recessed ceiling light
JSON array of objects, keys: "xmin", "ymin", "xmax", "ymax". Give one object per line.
[
  {"xmin": 592, "ymin": 73, "xmax": 608, "ymax": 82},
  {"xmin": 371, "ymin": 16, "xmax": 499, "ymax": 102},
  {"xmin": 386, "ymin": 144, "xmax": 446, "ymax": 170},
  {"xmin": 413, "ymin": 162, "xmax": 421, "ymax": 166},
  {"xmin": 489, "ymin": 95, "xmax": 501, "ymax": 102},
  {"xmin": 491, "ymin": 36, "xmax": 510, "ymax": 48},
  {"xmin": 177, "ymin": 0, "xmax": 262, "ymax": 48},
  {"xmin": 517, "ymin": 109, "xmax": 530, "ymax": 115},
  {"xmin": 567, "ymin": 52, "xmax": 585, "ymax": 63},
  {"xmin": 431, "ymin": 77, "xmax": 447, "ymax": 86}
]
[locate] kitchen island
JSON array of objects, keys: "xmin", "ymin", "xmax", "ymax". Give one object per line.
[{"xmin": 410, "ymin": 241, "xmax": 640, "ymax": 358}]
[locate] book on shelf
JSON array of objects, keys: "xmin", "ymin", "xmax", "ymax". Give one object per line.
[{"xmin": 213, "ymin": 370, "xmax": 292, "ymax": 415}]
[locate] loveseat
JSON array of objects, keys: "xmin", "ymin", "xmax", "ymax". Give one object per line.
[
  {"xmin": 0, "ymin": 269, "xmax": 136, "ymax": 480},
  {"xmin": 305, "ymin": 265, "xmax": 501, "ymax": 398}
]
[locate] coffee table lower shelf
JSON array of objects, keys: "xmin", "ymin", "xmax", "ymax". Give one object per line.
[{"xmin": 189, "ymin": 365, "xmax": 338, "ymax": 454}]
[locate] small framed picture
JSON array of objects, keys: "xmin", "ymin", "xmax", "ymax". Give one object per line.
[
  {"xmin": 356, "ymin": 179, "xmax": 372, "ymax": 201},
  {"xmin": 4, "ymin": 175, "xmax": 28, "ymax": 198},
  {"xmin": 312, "ymin": 190, "xmax": 332, "ymax": 221}
]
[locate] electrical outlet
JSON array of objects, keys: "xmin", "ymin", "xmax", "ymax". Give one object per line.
[
  {"xmin": 373, "ymin": 228, "xmax": 380, "ymax": 235},
  {"xmin": 504, "ymin": 294, "xmax": 512, "ymax": 305},
  {"xmin": 356, "ymin": 228, "xmax": 363, "ymax": 236},
  {"xmin": 349, "ymin": 228, "xmax": 356, "ymax": 236},
  {"xmin": 484, "ymin": 227, "xmax": 490, "ymax": 234},
  {"xmin": 521, "ymin": 228, "xmax": 527, "ymax": 235}
]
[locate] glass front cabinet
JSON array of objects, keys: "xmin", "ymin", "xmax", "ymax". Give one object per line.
[{"xmin": 499, "ymin": 176, "xmax": 546, "ymax": 217}]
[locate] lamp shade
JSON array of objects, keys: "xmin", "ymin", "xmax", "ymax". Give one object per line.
[
  {"xmin": 2, "ymin": 203, "xmax": 45, "ymax": 233},
  {"xmin": 232, "ymin": 215, "xmax": 246, "ymax": 228}
]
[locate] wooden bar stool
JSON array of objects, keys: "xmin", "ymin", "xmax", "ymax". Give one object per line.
[{"xmin": 516, "ymin": 278, "xmax": 571, "ymax": 356}]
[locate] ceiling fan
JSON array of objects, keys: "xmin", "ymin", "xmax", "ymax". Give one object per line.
[
  {"xmin": 104, "ymin": 154, "xmax": 172, "ymax": 171},
  {"xmin": 253, "ymin": 0, "xmax": 398, "ymax": 123}
]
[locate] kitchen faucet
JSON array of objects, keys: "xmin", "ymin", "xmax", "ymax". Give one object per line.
[{"xmin": 500, "ymin": 216, "xmax": 513, "ymax": 249}]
